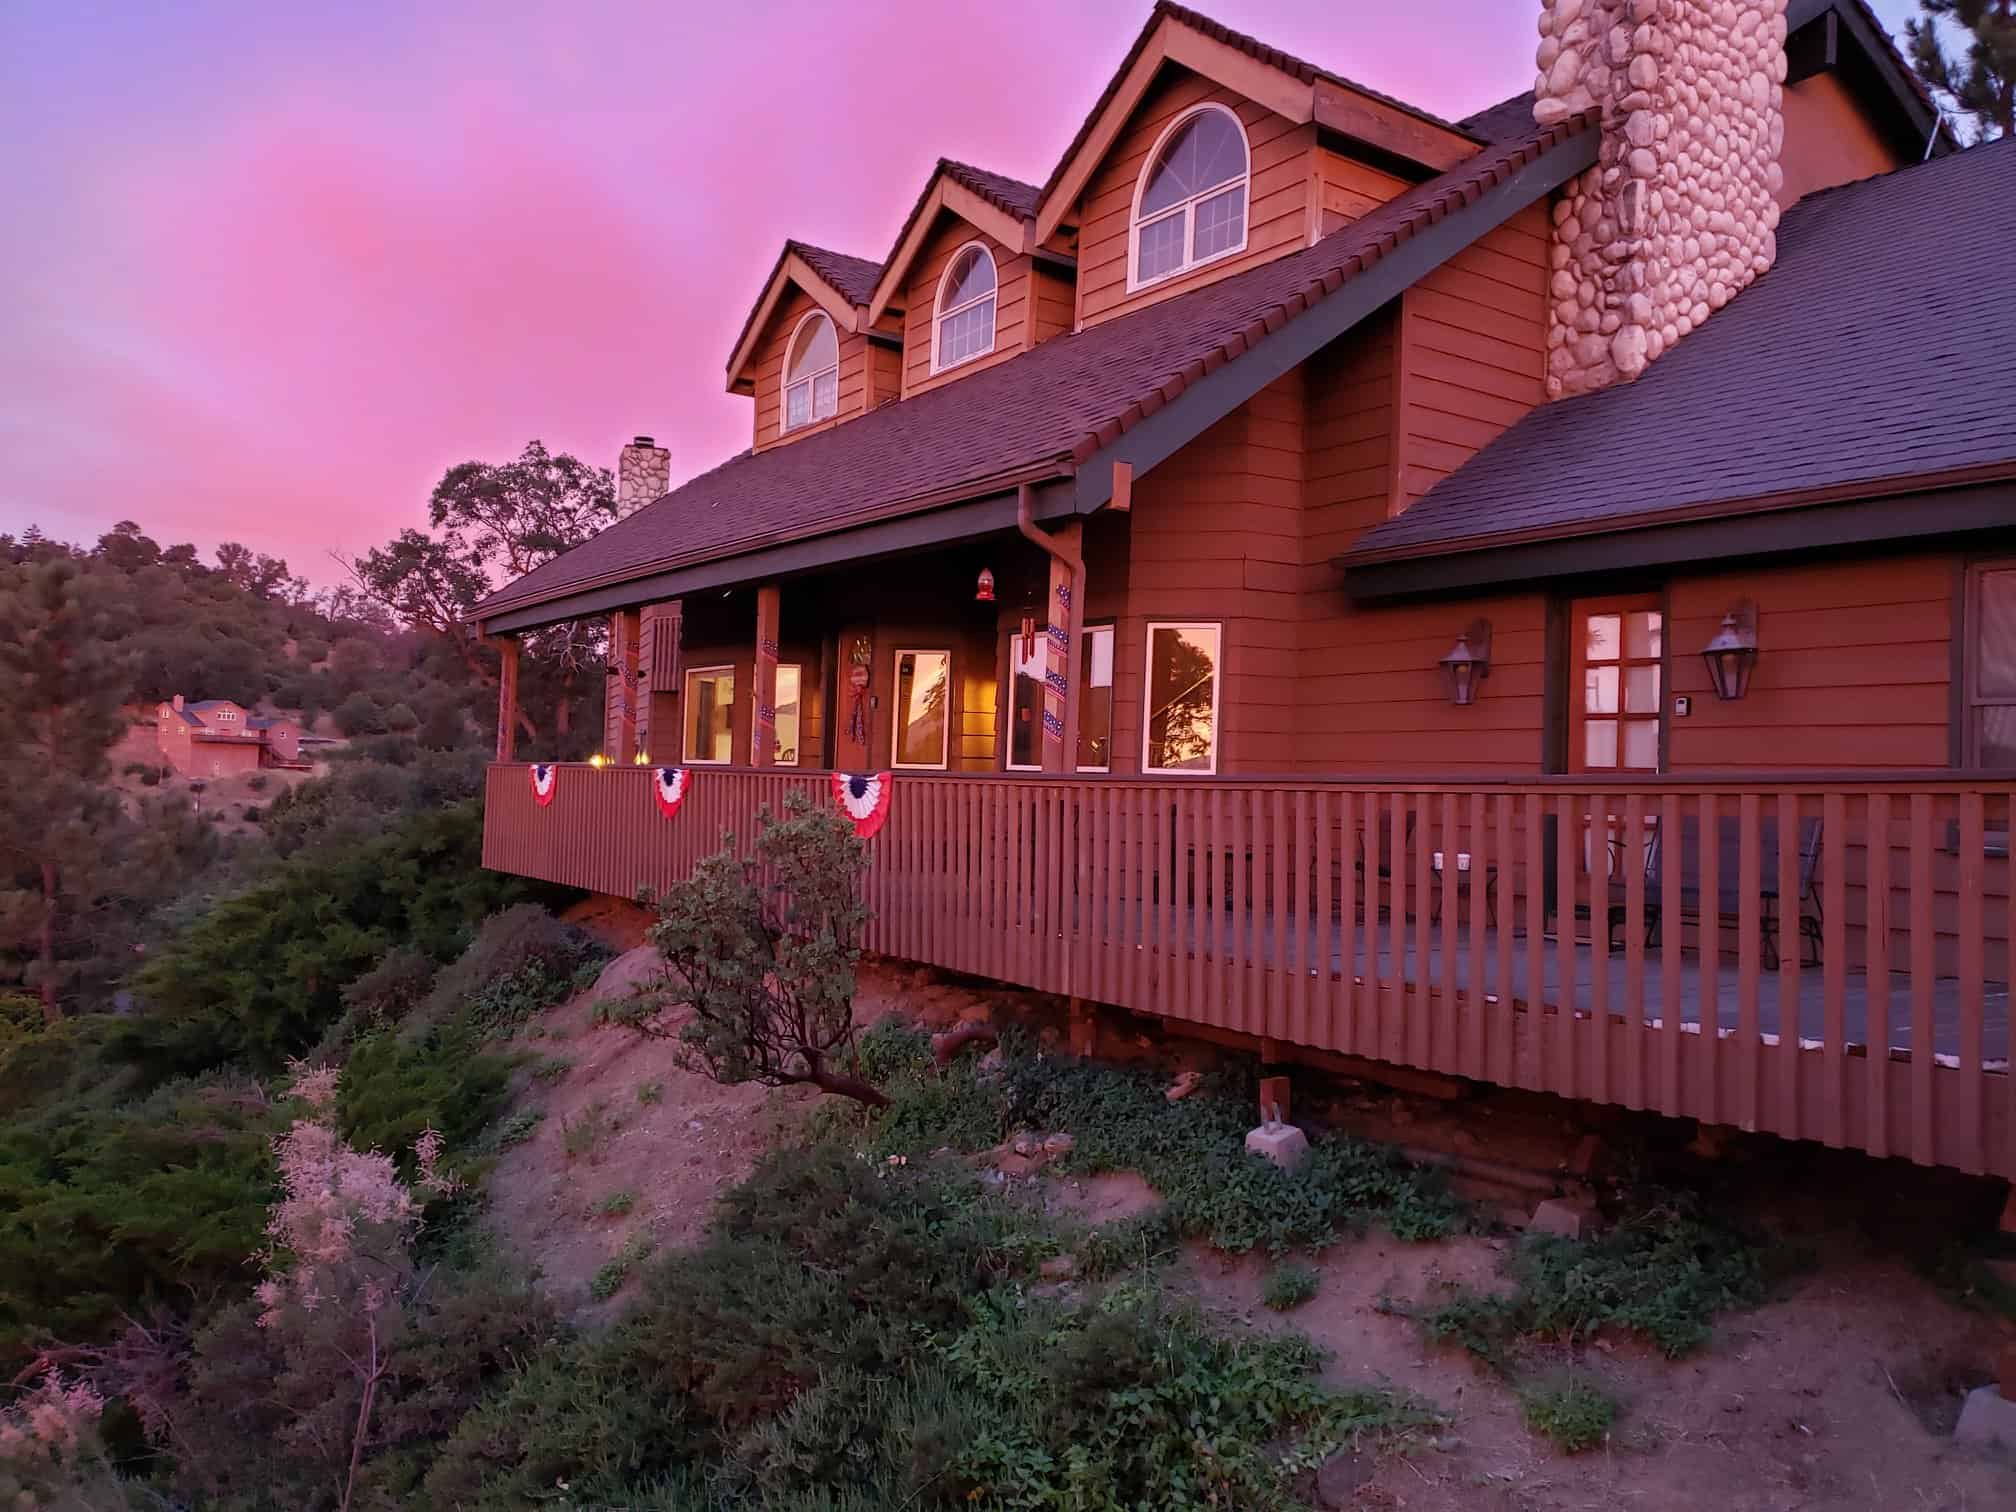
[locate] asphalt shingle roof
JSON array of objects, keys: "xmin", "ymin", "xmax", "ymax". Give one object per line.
[
  {"xmin": 1346, "ymin": 137, "xmax": 2016, "ymax": 564},
  {"xmin": 941, "ymin": 160, "xmax": 1041, "ymax": 220},
  {"xmin": 478, "ymin": 115, "xmax": 1592, "ymax": 620},
  {"xmin": 788, "ymin": 242, "xmax": 882, "ymax": 306},
  {"xmin": 1460, "ymin": 90, "xmax": 1538, "ymax": 144}
]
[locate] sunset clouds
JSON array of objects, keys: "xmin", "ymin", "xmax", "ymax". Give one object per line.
[{"xmin": 0, "ymin": 0, "xmax": 1916, "ymax": 580}]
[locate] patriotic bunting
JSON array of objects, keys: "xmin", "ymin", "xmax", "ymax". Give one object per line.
[
  {"xmin": 831, "ymin": 771, "xmax": 893, "ymax": 840},
  {"xmin": 653, "ymin": 766, "xmax": 688, "ymax": 819},
  {"xmin": 529, "ymin": 763, "xmax": 557, "ymax": 807}
]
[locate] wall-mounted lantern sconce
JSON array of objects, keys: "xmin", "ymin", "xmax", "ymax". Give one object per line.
[
  {"xmin": 588, "ymin": 752, "xmax": 609, "ymax": 768},
  {"xmin": 1019, "ymin": 615, "xmax": 1038, "ymax": 661},
  {"xmin": 1439, "ymin": 619, "xmax": 1492, "ymax": 706},
  {"xmin": 1700, "ymin": 600, "xmax": 1759, "ymax": 701},
  {"xmin": 975, "ymin": 567, "xmax": 996, "ymax": 602}
]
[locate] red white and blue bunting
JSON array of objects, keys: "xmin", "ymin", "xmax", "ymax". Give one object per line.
[
  {"xmin": 529, "ymin": 763, "xmax": 557, "ymax": 807},
  {"xmin": 653, "ymin": 766, "xmax": 688, "ymax": 819},
  {"xmin": 832, "ymin": 771, "xmax": 892, "ymax": 840}
]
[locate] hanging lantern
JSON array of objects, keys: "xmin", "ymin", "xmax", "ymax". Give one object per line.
[
  {"xmin": 975, "ymin": 567, "xmax": 996, "ymax": 602},
  {"xmin": 633, "ymin": 749, "xmax": 651, "ymax": 765},
  {"xmin": 1700, "ymin": 601, "xmax": 1759, "ymax": 701},
  {"xmin": 1439, "ymin": 619, "xmax": 1492, "ymax": 707},
  {"xmin": 588, "ymin": 752, "xmax": 608, "ymax": 768}
]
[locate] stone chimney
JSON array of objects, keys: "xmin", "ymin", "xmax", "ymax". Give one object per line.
[
  {"xmin": 171, "ymin": 694, "xmax": 184, "ymax": 711},
  {"xmin": 616, "ymin": 435, "xmax": 672, "ymax": 516},
  {"xmin": 1535, "ymin": 0, "xmax": 1788, "ymax": 398}
]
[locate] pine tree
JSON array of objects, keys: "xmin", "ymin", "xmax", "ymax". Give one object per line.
[
  {"xmin": 0, "ymin": 559, "xmax": 132, "ymax": 1020},
  {"xmin": 1908, "ymin": 1, "xmax": 2015, "ymax": 142}
]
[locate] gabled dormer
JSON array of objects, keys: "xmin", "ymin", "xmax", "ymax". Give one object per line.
[
  {"xmin": 1033, "ymin": 1, "xmax": 1481, "ymax": 330},
  {"xmin": 726, "ymin": 241, "xmax": 902, "ymax": 452},
  {"xmin": 864, "ymin": 160, "xmax": 1075, "ymax": 400}
]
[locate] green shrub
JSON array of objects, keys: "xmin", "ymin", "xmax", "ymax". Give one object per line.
[
  {"xmin": 246, "ymin": 773, "xmax": 269, "ymax": 793},
  {"xmin": 636, "ymin": 1079, "xmax": 664, "ymax": 1106},
  {"xmin": 123, "ymin": 801, "xmax": 544, "ymax": 1078},
  {"xmin": 386, "ymin": 701, "xmax": 421, "ymax": 733},
  {"xmin": 337, "ymin": 1031, "xmax": 513, "ymax": 1178},
  {"xmin": 329, "ymin": 946, "xmax": 437, "ymax": 1049},
  {"xmin": 139, "ymin": 766, "xmax": 162, "ymax": 786},
  {"xmin": 1519, "ymin": 1371, "xmax": 1618, "ymax": 1453},
  {"xmin": 531, "ymin": 1055, "xmax": 574, "ymax": 1083},
  {"xmin": 423, "ymin": 1144, "xmax": 1432, "ymax": 1510},
  {"xmin": 333, "ymin": 690, "xmax": 386, "ymax": 736},
  {"xmin": 422, "ymin": 904, "xmax": 604, "ymax": 1039},
  {"xmin": 1421, "ymin": 1196, "xmax": 1773, "ymax": 1364},
  {"xmin": 1262, "ymin": 1260, "xmax": 1321, "ymax": 1311},
  {"xmin": 590, "ymin": 1229, "xmax": 656, "ymax": 1301},
  {"xmin": 490, "ymin": 1109, "xmax": 542, "ymax": 1149},
  {"xmin": 599, "ymin": 1190, "xmax": 637, "ymax": 1217}
]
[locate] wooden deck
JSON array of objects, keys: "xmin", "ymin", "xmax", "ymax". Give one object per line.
[{"xmin": 483, "ymin": 764, "xmax": 2016, "ymax": 1178}]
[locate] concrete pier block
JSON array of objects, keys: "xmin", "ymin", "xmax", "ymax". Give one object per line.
[{"xmin": 1246, "ymin": 1121, "xmax": 1309, "ymax": 1173}]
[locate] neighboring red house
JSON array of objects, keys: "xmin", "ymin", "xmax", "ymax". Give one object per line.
[
  {"xmin": 473, "ymin": 3, "xmax": 2016, "ymax": 1180},
  {"xmin": 155, "ymin": 695, "xmax": 302, "ymax": 777}
]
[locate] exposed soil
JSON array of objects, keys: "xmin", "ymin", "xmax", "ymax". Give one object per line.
[
  {"xmin": 481, "ymin": 950, "xmax": 958, "ymax": 1314},
  {"xmin": 1176, "ymin": 1232, "xmax": 2016, "ymax": 1510}
]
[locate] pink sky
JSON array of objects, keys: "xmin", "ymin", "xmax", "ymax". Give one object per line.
[{"xmin": 1, "ymin": 0, "xmax": 1920, "ymax": 584}]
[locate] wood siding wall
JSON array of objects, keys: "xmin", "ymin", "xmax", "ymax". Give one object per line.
[
  {"xmin": 1114, "ymin": 374, "xmax": 1305, "ymax": 774},
  {"xmin": 1390, "ymin": 203, "xmax": 1550, "ymax": 512},
  {"xmin": 749, "ymin": 287, "xmax": 871, "ymax": 453},
  {"xmin": 1310, "ymin": 146, "xmax": 1411, "ymax": 238},
  {"xmin": 901, "ymin": 219, "xmax": 1032, "ymax": 398},
  {"xmin": 1779, "ymin": 70, "xmax": 1904, "ymax": 206},
  {"xmin": 1667, "ymin": 555, "xmax": 1955, "ymax": 771},
  {"xmin": 1073, "ymin": 68, "xmax": 1314, "ymax": 330}
]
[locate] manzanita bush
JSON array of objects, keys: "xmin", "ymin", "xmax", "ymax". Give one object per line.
[{"xmin": 602, "ymin": 793, "xmax": 889, "ymax": 1106}]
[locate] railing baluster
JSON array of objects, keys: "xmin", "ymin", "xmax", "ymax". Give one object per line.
[
  {"xmin": 1659, "ymin": 792, "xmax": 1682, "ymax": 1117},
  {"xmin": 1316, "ymin": 789, "xmax": 1335, "ymax": 1050},
  {"xmin": 1555, "ymin": 794, "xmax": 1577, "ymax": 1101},
  {"xmin": 1272, "ymin": 789, "xmax": 1291, "ymax": 1043},
  {"xmin": 1864, "ymin": 793, "xmax": 1892, "ymax": 1159},
  {"xmin": 1293, "ymin": 789, "xmax": 1311, "ymax": 1046},
  {"xmin": 1910, "ymin": 793, "xmax": 1934, "ymax": 1166},
  {"xmin": 1465, "ymin": 790, "xmax": 1486, "ymax": 1082},
  {"xmin": 1738, "ymin": 791, "xmax": 1762, "ymax": 1133},
  {"xmin": 1623, "ymin": 791, "xmax": 1645, "ymax": 1110},
  {"xmin": 1386, "ymin": 793, "xmax": 1406, "ymax": 1066},
  {"xmin": 1822, "ymin": 791, "xmax": 1847, "ymax": 1149},
  {"xmin": 1776, "ymin": 790, "xmax": 1803, "ymax": 1142},
  {"xmin": 1960, "ymin": 789, "xmax": 1986, "ymax": 1173},
  {"xmin": 1338, "ymin": 790, "xmax": 1357, "ymax": 1055},
  {"xmin": 1588, "ymin": 790, "xmax": 1611, "ymax": 1106}
]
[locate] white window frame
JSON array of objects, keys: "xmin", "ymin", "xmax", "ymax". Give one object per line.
[
  {"xmin": 781, "ymin": 311, "xmax": 839, "ymax": 433},
  {"xmin": 1077, "ymin": 624, "xmax": 1116, "ymax": 774},
  {"xmin": 772, "ymin": 663, "xmax": 803, "ymax": 767},
  {"xmin": 682, "ymin": 665, "xmax": 735, "ymax": 765},
  {"xmin": 1141, "ymin": 621, "xmax": 1223, "ymax": 776},
  {"xmin": 890, "ymin": 648, "xmax": 952, "ymax": 770},
  {"xmin": 1004, "ymin": 628, "xmax": 1046, "ymax": 773},
  {"xmin": 1126, "ymin": 103, "xmax": 1251, "ymax": 294},
  {"xmin": 930, "ymin": 240, "xmax": 998, "ymax": 374}
]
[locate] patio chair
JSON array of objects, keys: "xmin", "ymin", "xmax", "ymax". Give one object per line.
[
  {"xmin": 1608, "ymin": 812, "xmax": 1823, "ymax": 968},
  {"xmin": 1354, "ymin": 810, "xmax": 1414, "ymax": 919}
]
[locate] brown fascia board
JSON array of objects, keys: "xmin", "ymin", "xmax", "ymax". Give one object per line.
[
  {"xmin": 866, "ymin": 170, "xmax": 1031, "ymax": 324},
  {"xmin": 724, "ymin": 247, "xmax": 870, "ymax": 389},
  {"xmin": 1335, "ymin": 467, "xmax": 2016, "ymax": 603},
  {"xmin": 1032, "ymin": 4, "xmax": 1480, "ymax": 245}
]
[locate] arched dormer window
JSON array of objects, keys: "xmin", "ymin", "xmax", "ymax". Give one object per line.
[
  {"xmin": 783, "ymin": 312, "xmax": 839, "ymax": 432},
  {"xmin": 1129, "ymin": 103, "xmax": 1250, "ymax": 290},
  {"xmin": 932, "ymin": 242, "xmax": 998, "ymax": 372}
]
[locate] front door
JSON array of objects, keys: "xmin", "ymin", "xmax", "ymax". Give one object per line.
[{"xmin": 1569, "ymin": 595, "xmax": 1664, "ymax": 774}]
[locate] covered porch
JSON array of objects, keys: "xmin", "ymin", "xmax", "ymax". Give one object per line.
[{"xmin": 482, "ymin": 763, "xmax": 2016, "ymax": 1180}]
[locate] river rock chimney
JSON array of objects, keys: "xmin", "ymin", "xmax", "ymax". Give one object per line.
[
  {"xmin": 1535, "ymin": 0, "xmax": 1789, "ymax": 398},
  {"xmin": 617, "ymin": 435, "xmax": 672, "ymax": 516}
]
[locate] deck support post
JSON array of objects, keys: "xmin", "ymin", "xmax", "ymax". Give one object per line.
[
  {"xmin": 1017, "ymin": 485, "xmax": 1084, "ymax": 775},
  {"xmin": 1068, "ymin": 997, "xmax": 1095, "ymax": 1059},
  {"xmin": 491, "ymin": 636, "xmax": 518, "ymax": 763},
  {"xmin": 608, "ymin": 609, "xmax": 640, "ymax": 763},
  {"xmin": 753, "ymin": 584, "xmax": 780, "ymax": 767}
]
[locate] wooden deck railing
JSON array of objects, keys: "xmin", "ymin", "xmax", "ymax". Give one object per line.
[{"xmin": 484, "ymin": 764, "xmax": 2016, "ymax": 1178}]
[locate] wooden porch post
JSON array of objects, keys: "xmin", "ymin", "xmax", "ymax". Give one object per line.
[
  {"xmin": 637, "ymin": 600, "xmax": 681, "ymax": 763},
  {"xmin": 1040, "ymin": 521, "xmax": 1084, "ymax": 774},
  {"xmin": 753, "ymin": 584, "xmax": 781, "ymax": 766},
  {"xmin": 608, "ymin": 609, "xmax": 640, "ymax": 762},
  {"xmin": 492, "ymin": 636, "xmax": 518, "ymax": 763}
]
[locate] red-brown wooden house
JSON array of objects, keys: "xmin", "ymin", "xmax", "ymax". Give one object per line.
[{"xmin": 474, "ymin": 1, "xmax": 2016, "ymax": 1180}]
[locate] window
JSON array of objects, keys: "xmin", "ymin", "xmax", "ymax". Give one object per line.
[
  {"xmin": 1572, "ymin": 599, "xmax": 1662, "ymax": 771},
  {"xmin": 1005, "ymin": 625, "xmax": 1114, "ymax": 772},
  {"xmin": 782, "ymin": 313, "xmax": 838, "ymax": 432},
  {"xmin": 1143, "ymin": 623, "xmax": 1221, "ymax": 774},
  {"xmin": 1129, "ymin": 104, "xmax": 1249, "ymax": 290},
  {"xmin": 215, "ymin": 708, "xmax": 238, "ymax": 722},
  {"xmin": 683, "ymin": 666, "xmax": 735, "ymax": 763},
  {"xmin": 932, "ymin": 243, "xmax": 997, "ymax": 372},
  {"xmin": 892, "ymin": 650, "xmax": 951, "ymax": 769},
  {"xmin": 1966, "ymin": 562, "xmax": 2016, "ymax": 766},
  {"xmin": 772, "ymin": 664, "xmax": 802, "ymax": 766}
]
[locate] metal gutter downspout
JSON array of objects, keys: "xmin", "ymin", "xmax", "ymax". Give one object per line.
[{"xmin": 1016, "ymin": 482, "xmax": 1085, "ymax": 774}]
